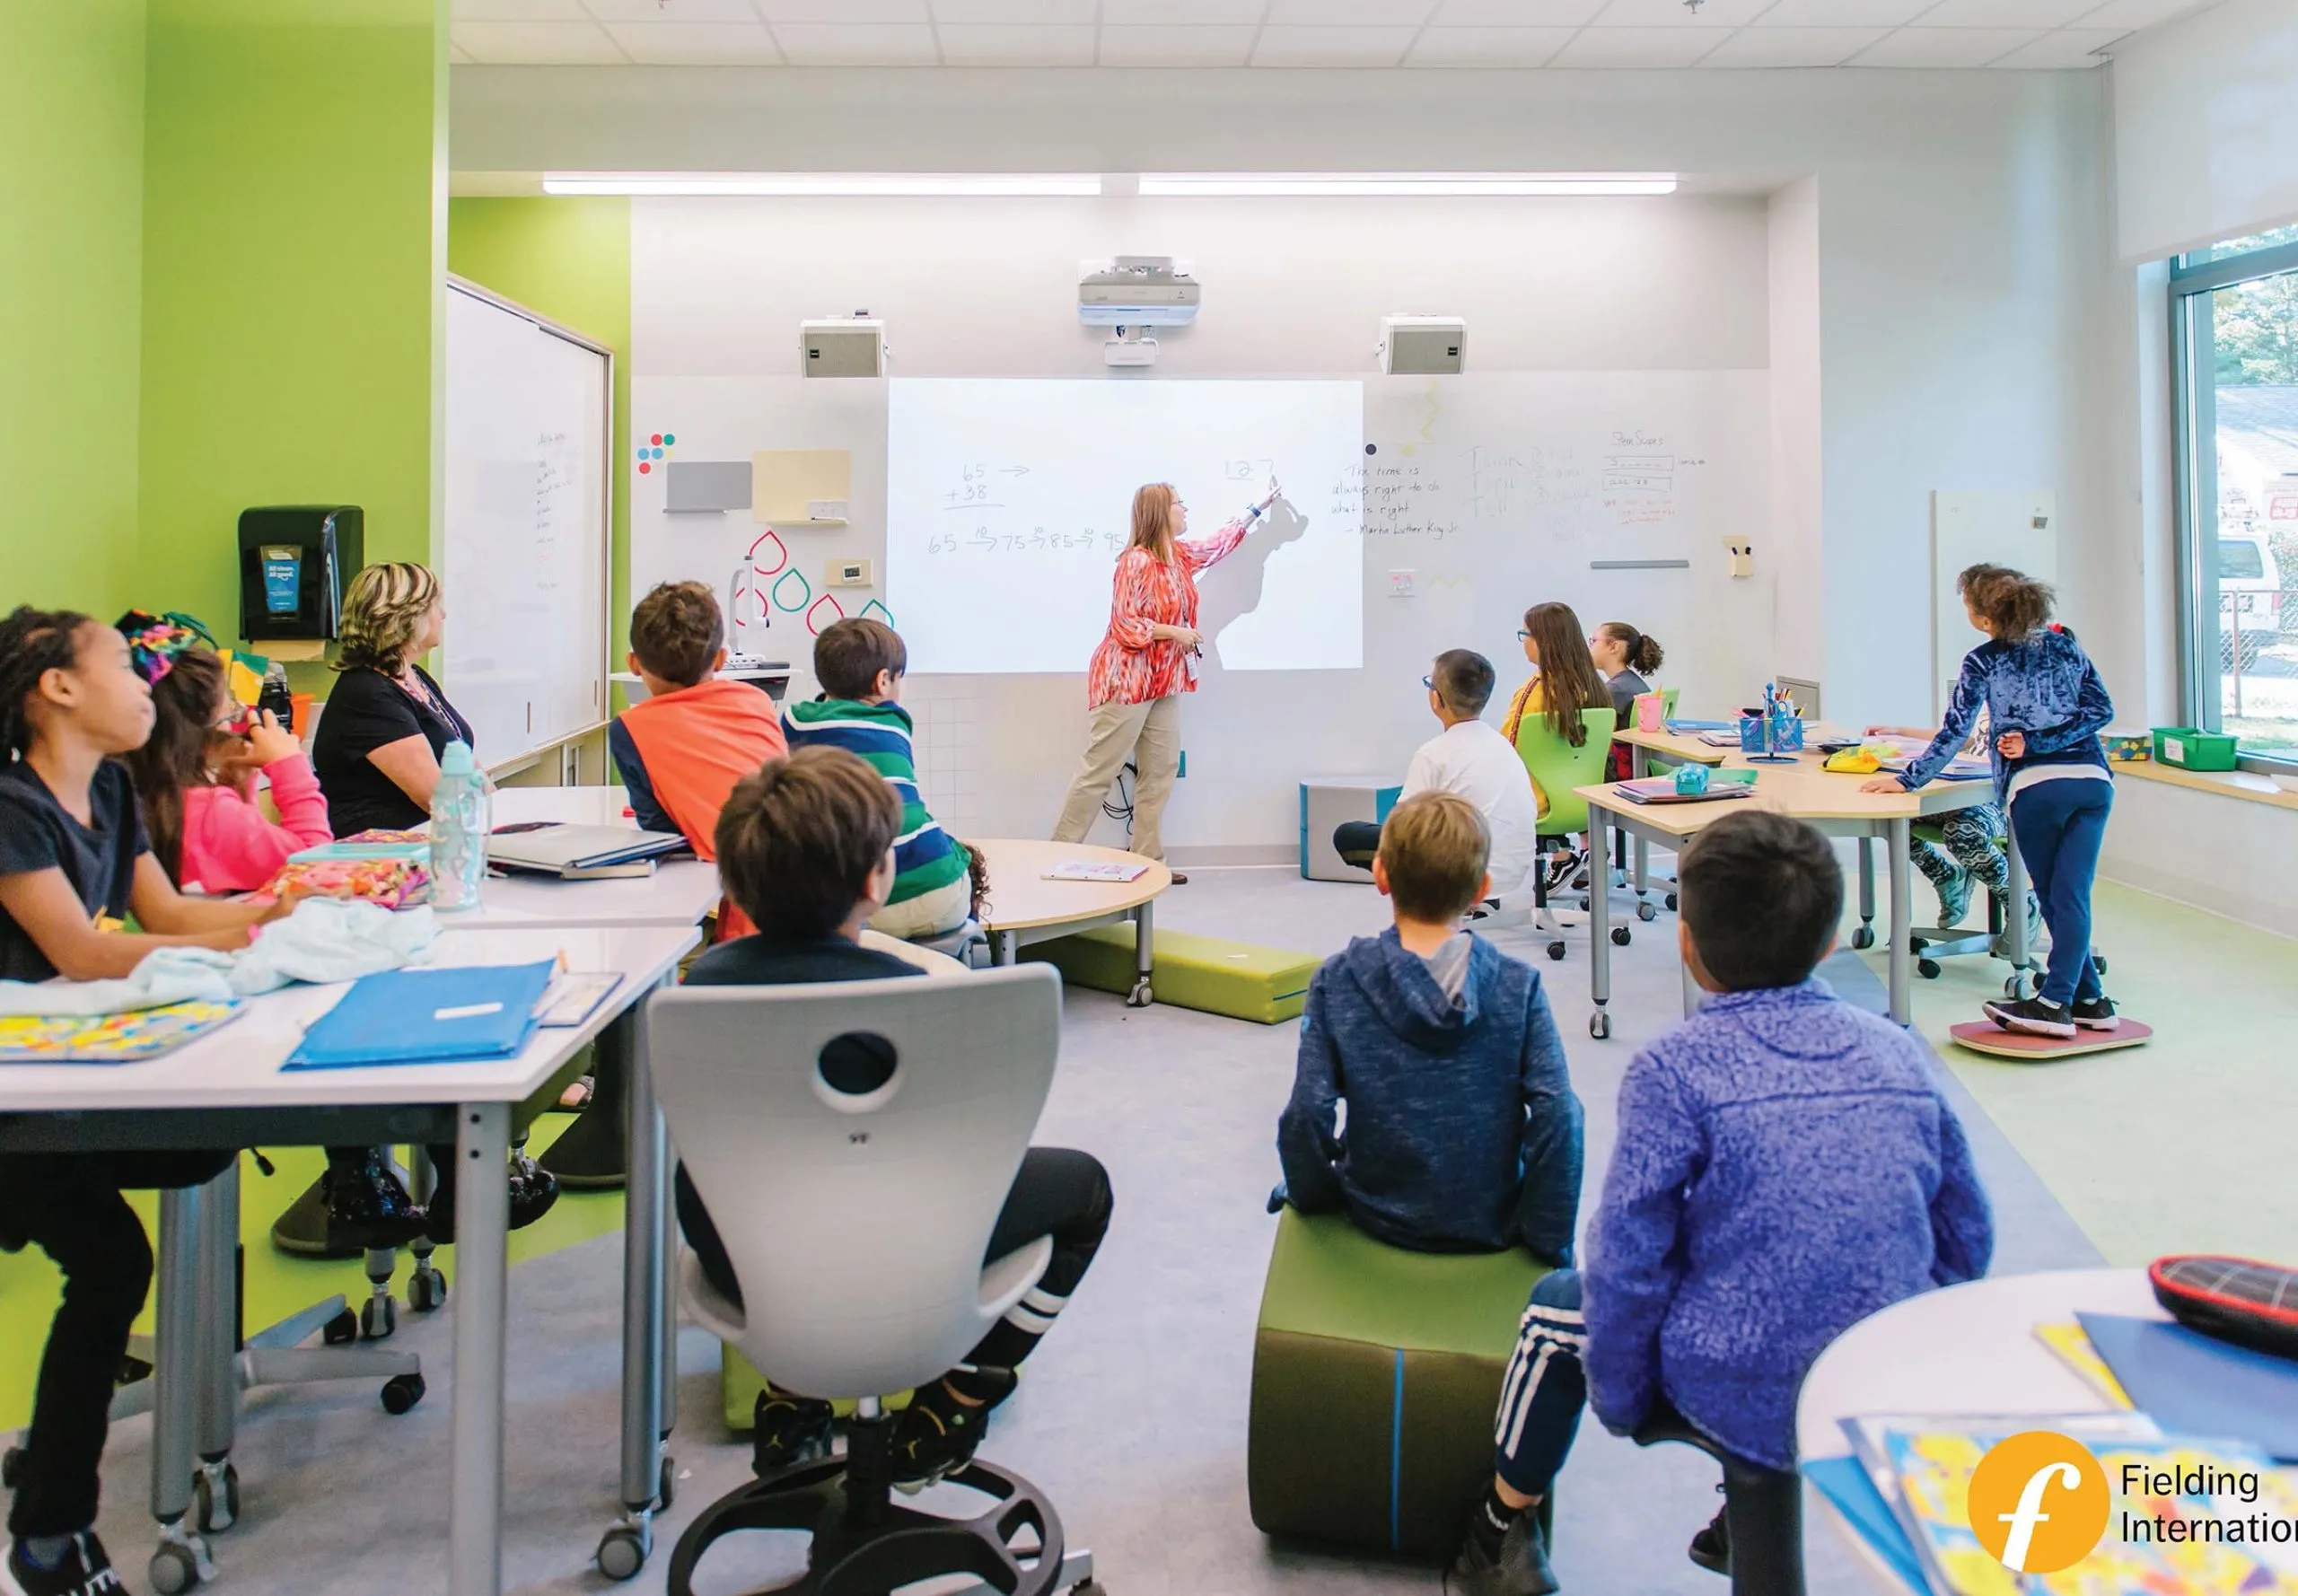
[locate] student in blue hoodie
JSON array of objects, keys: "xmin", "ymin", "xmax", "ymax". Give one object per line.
[
  {"xmin": 1277, "ymin": 788, "xmax": 1583, "ymax": 1263},
  {"xmin": 1864, "ymin": 563, "xmax": 2118, "ymax": 1039},
  {"xmin": 1453, "ymin": 809, "xmax": 1992, "ymax": 1596}
]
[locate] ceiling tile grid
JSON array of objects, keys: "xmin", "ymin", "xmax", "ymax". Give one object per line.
[{"xmin": 449, "ymin": 0, "xmax": 2221, "ymax": 72}]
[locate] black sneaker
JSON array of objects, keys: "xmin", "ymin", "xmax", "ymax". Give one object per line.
[
  {"xmin": 1540, "ymin": 849, "xmax": 1583, "ymax": 899},
  {"xmin": 2071, "ymin": 995, "xmax": 2120, "ymax": 1030},
  {"xmin": 424, "ymin": 1152, "xmax": 561, "ymax": 1245},
  {"xmin": 752, "ymin": 1389, "xmax": 834, "ymax": 1477},
  {"xmin": 1982, "ymin": 995, "xmax": 2076, "ymax": 1039},
  {"xmin": 1688, "ymin": 1502, "xmax": 1731, "ymax": 1575},
  {"xmin": 321, "ymin": 1151, "xmax": 428, "ymax": 1254},
  {"xmin": 891, "ymin": 1367, "xmax": 1017, "ymax": 1492},
  {"xmin": 1449, "ymin": 1513, "xmax": 1558, "ymax": 1596},
  {"xmin": 4, "ymin": 1532, "xmax": 127, "ymax": 1596}
]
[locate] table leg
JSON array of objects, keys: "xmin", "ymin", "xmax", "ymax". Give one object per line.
[
  {"xmin": 1887, "ymin": 819, "xmax": 1912, "ymax": 1028},
  {"xmin": 993, "ymin": 928, "xmax": 1019, "ymax": 966},
  {"xmin": 2004, "ymin": 821, "xmax": 2031, "ymax": 987},
  {"xmin": 1855, "ymin": 837, "xmax": 1876, "ymax": 949},
  {"xmin": 605, "ymin": 975, "xmax": 671, "ymax": 1577},
  {"xmin": 1127, "ymin": 899, "xmax": 1154, "ymax": 1007},
  {"xmin": 448, "ymin": 1101, "xmax": 511, "ymax": 1596},
  {"xmin": 194, "ymin": 1163, "xmax": 239, "ymax": 1530},
  {"xmin": 149, "ymin": 1185, "xmax": 214, "ymax": 1591},
  {"xmin": 1587, "ymin": 807, "xmax": 1612, "ymax": 1039}
]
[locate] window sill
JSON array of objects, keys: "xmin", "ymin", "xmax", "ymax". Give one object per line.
[{"xmin": 2110, "ymin": 758, "xmax": 2298, "ymax": 812}]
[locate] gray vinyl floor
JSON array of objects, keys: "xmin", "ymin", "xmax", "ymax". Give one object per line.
[{"xmin": 84, "ymin": 865, "xmax": 2100, "ymax": 1595}]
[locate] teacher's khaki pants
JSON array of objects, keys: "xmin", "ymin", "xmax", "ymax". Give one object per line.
[{"xmin": 1052, "ymin": 695, "xmax": 1181, "ymax": 863}]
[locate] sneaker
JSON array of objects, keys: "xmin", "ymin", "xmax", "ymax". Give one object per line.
[
  {"xmin": 751, "ymin": 1389, "xmax": 834, "ymax": 1476},
  {"xmin": 891, "ymin": 1367, "xmax": 1017, "ymax": 1492},
  {"xmin": 1982, "ymin": 995, "xmax": 2076, "ymax": 1039},
  {"xmin": 1933, "ymin": 865, "xmax": 1973, "ymax": 929},
  {"xmin": 1688, "ymin": 1503, "xmax": 1731, "ymax": 1576},
  {"xmin": 1540, "ymin": 849, "xmax": 1582, "ymax": 899},
  {"xmin": 4, "ymin": 1532, "xmax": 127, "ymax": 1596},
  {"xmin": 320, "ymin": 1150, "xmax": 429, "ymax": 1254},
  {"xmin": 2071, "ymin": 995, "xmax": 2120, "ymax": 1030},
  {"xmin": 1449, "ymin": 1513, "xmax": 1559, "ymax": 1596},
  {"xmin": 1990, "ymin": 894, "xmax": 2045, "ymax": 960},
  {"xmin": 424, "ymin": 1152, "xmax": 561, "ymax": 1245}
]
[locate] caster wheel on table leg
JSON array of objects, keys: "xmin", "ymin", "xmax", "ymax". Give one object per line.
[
  {"xmin": 1589, "ymin": 1011, "xmax": 1611, "ymax": 1040},
  {"xmin": 149, "ymin": 1543, "xmax": 202, "ymax": 1595},
  {"xmin": 658, "ymin": 1456, "xmax": 677, "ymax": 1512},
  {"xmin": 322, "ymin": 1309, "xmax": 358, "ymax": 1346},
  {"xmin": 408, "ymin": 1267, "xmax": 446, "ymax": 1313},
  {"xmin": 2092, "ymin": 955, "xmax": 2108, "ymax": 976},
  {"xmin": 1637, "ymin": 901, "xmax": 1657, "ymax": 923},
  {"xmin": 380, "ymin": 1372, "xmax": 425, "ymax": 1416},
  {"xmin": 1546, "ymin": 943, "xmax": 1566, "ymax": 961},
  {"xmin": 1917, "ymin": 959, "xmax": 1942, "ymax": 979},
  {"xmin": 360, "ymin": 1294, "xmax": 396, "ymax": 1340},
  {"xmin": 1125, "ymin": 979, "xmax": 1153, "ymax": 1008},
  {"xmin": 598, "ymin": 1523, "xmax": 652, "ymax": 1582},
  {"xmin": 1851, "ymin": 925, "xmax": 1875, "ymax": 951},
  {"xmin": 193, "ymin": 1462, "xmax": 239, "ymax": 1533},
  {"xmin": 1609, "ymin": 925, "xmax": 1631, "ymax": 947},
  {"xmin": 1664, "ymin": 892, "xmax": 1678, "ymax": 911},
  {"xmin": 2006, "ymin": 971, "xmax": 2038, "ymax": 1000}
]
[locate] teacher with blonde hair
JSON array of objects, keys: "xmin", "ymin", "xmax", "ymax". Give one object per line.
[{"xmin": 1051, "ymin": 476, "xmax": 1279, "ymax": 881}]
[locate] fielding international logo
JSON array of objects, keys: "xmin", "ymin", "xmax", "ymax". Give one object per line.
[{"xmin": 1968, "ymin": 1432, "xmax": 2112, "ymax": 1573}]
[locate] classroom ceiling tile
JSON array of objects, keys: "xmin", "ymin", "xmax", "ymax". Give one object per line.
[
  {"xmin": 1588, "ymin": 0, "xmax": 1769, "ymax": 24},
  {"xmin": 1406, "ymin": 25, "xmax": 1577, "ymax": 63},
  {"xmin": 1252, "ymin": 25, "xmax": 1419, "ymax": 64},
  {"xmin": 1101, "ymin": 0, "xmax": 1266, "ymax": 22},
  {"xmin": 453, "ymin": 0, "xmax": 589, "ymax": 19},
  {"xmin": 581, "ymin": 0, "xmax": 758, "ymax": 21},
  {"xmin": 1428, "ymin": 0, "xmax": 1605, "ymax": 22},
  {"xmin": 452, "ymin": 18, "xmax": 628, "ymax": 60},
  {"xmin": 1698, "ymin": 25, "xmax": 1889, "ymax": 64},
  {"xmin": 1095, "ymin": 23, "xmax": 1259, "ymax": 62},
  {"xmin": 755, "ymin": 0, "xmax": 929, "ymax": 20},
  {"xmin": 1911, "ymin": 0, "xmax": 2100, "ymax": 24},
  {"xmin": 1551, "ymin": 25, "xmax": 1726, "ymax": 63},
  {"xmin": 601, "ymin": 20, "xmax": 783, "ymax": 61},
  {"xmin": 2070, "ymin": 0, "xmax": 2212, "ymax": 25},
  {"xmin": 1987, "ymin": 25, "xmax": 2127, "ymax": 64},
  {"xmin": 1753, "ymin": 0, "xmax": 1931, "ymax": 23},
  {"xmin": 928, "ymin": 0, "xmax": 1096, "ymax": 22},
  {"xmin": 771, "ymin": 22, "xmax": 941, "ymax": 60},
  {"xmin": 937, "ymin": 22, "xmax": 1096, "ymax": 61},
  {"xmin": 1265, "ymin": 0, "xmax": 1442, "ymax": 23},
  {"xmin": 1849, "ymin": 25, "xmax": 2041, "ymax": 62}
]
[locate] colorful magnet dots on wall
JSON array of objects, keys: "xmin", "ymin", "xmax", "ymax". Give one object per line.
[{"xmin": 636, "ymin": 432, "xmax": 677, "ymax": 475}]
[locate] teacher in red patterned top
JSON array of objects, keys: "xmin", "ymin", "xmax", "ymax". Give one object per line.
[{"xmin": 1051, "ymin": 477, "xmax": 1280, "ymax": 882}]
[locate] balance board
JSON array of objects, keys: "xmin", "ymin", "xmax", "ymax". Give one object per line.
[
  {"xmin": 1026, "ymin": 925, "xmax": 1319, "ymax": 1024},
  {"xmin": 1949, "ymin": 1018, "xmax": 2152, "ymax": 1060}
]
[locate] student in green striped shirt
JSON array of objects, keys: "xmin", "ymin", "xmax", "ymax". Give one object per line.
[{"xmin": 783, "ymin": 618, "xmax": 978, "ymax": 940}]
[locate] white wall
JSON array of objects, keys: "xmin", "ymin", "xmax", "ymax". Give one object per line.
[
  {"xmin": 1767, "ymin": 177, "xmax": 1823, "ymax": 688},
  {"xmin": 2112, "ymin": 0, "xmax": 2298, "ymax": 262}
]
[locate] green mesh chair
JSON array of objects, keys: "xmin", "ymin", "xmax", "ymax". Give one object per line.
[{"xmin": 1513, "ymin": 706, "xmax": 1624, "ymax": 962}]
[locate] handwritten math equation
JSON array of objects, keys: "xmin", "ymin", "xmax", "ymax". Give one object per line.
[{"xmin": 926, "ymin": 527, "xmax": 1126, "ymax": 557}]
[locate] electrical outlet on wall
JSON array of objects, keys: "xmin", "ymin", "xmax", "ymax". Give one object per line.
[{"xmin": 1387, "ymin": 569, "xmax": 1416, "ymax": 598}]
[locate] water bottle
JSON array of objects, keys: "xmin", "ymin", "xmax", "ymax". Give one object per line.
[{"xmin": 430, "ymin": 740, "xmax": 490, "ymax": 913}]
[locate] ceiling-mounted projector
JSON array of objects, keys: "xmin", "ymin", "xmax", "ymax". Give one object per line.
[
  {"xmin": 1380, "ymin": 315, "xmax": 1466, "ymax": 375},
  {"xmin": 1079, "ymin": 257, "xmax": 1199, "ymax": 327},
  {"xmin": 801, "ymin": 315, "xmax": 885, "ymax": 378}
]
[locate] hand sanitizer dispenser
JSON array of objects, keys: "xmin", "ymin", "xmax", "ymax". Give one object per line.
[{"xmin": 237, "ymin": 506, "xmax": 363, "ymax": 645}]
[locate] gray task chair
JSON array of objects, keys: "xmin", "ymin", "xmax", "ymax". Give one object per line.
[{"xmin": 651, "ymin": 965, "xmax": 1100, "ymax": 1596}]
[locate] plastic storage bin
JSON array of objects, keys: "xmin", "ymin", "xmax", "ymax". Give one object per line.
[{"xmin": 2152, "ymin": 727, "xmax": 2241, "ymax": 771}]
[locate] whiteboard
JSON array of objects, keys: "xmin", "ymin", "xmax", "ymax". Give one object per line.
[
  {"xmin": 442, "ymin": 279, "xmax": 611, "ymax": 771},
  {"xmin": 885, "ymin": 379, "xmax": 1363, "ymax": 674},
  {"xmin": 1931, "ymin": 491, "xmax": 2057, "ymax": 720}
]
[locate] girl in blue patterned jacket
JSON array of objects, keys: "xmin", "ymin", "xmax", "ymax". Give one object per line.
[{"xmin": 1864, "ymin": 564, "xmax": 2117, "ymax": 1038}]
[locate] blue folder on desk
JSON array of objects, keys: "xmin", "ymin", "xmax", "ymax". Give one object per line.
[
  {"xmin": 285, "ymin": 961, "xmax": 555, "ymax": 1070},
  {"xmin": 2077, "ymin": 1311, "xmax": 2298, "ymax": 1462}
]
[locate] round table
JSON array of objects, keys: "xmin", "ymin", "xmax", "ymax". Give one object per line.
[
  {"xmin": 1795, "ymin": 1268, "xmax": 2164, "ymax": 1590},
  {"xmin": 969, "ymin": 838, "xmax": 1171, "ymax": 1006}
]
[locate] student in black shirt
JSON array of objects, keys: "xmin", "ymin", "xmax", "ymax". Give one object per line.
[
  {"xmin": 309, "ymin": 560, "xmax": 475, "ymax": 837},
  {"xmin": 677, "ymin": 746, "xmax": 1114, "ymax": 1490},
  {"xmin": 0, "ymin": 607, "xmax": 282, "ymax": 1596}
]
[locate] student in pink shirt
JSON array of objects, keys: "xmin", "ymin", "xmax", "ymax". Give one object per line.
[{"xmin": 116, "ymin": 616, "xmax": 331, "ymax": 894}]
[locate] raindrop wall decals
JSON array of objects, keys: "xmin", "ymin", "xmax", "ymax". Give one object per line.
[
  {"xmin": 857, "ymin": 600, "xmax": 898, "ymax": 628},
  {"xmin": 770, "ymin": 568, "xmax": 812, "ymax": 613},
  {"xmin": 746, "ymin": 528, "xmax": 789, "ymax": 578},
  {"xmin": 805, "ymin": 594, "xmax": 847, "ymax": 636}
]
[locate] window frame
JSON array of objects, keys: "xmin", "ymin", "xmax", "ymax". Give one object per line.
[{"xmin": 2168, "ymin": 237, "xmax": 2298, "ymax": 776}]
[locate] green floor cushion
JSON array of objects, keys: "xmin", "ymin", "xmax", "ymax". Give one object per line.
[
  {"xmin": 1023, "ymin": 925, "xmax": 1318, "ymax": 1024},
  {"xmin": 1249, "ymin": 1208, "xmax": 1548, "ymax": 1559}
]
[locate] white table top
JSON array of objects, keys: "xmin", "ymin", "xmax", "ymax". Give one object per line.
[
  {"xmin": 972, "ymin": 838, "xmax": 1171, "ymax": 934},
  {"xmin": 1796, "ymin": 1269, "xmax": 2165, "ymax": 1591},
  {"xmin": 0, "ymin": 924, "xmax": 697, "ymax": 1115},
  {"xmin": 453, "ymin": 785, "xmax": 724, "ymax": 931}
]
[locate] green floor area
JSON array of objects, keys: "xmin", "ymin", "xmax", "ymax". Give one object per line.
[
  {"xmin": 1883, "ymin": 878, "xmax": 2298, "ymax": 1267},
  {"xmin": 0, "ymin": 1111, "xmax": 626, "ymax": 1434}
]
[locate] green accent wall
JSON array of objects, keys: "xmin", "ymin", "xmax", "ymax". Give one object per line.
[
  {"xmin": 136, "ymin": 0, "xmax": 448, "ymax": 656},
  {"xmin": 0, "ymin": 0, "xmax": 148, "ymax": 617},
  {"xmin": 448, "ymin": 197, "xmax": 635, "ymax": 669}
]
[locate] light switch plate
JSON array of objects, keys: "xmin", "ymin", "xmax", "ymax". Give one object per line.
[{"xmin": 1387, "ymin": 569, "xmax": 1416, "ymax": 598}]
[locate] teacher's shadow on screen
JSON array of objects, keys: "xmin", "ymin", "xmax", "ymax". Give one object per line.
[{"xmin": 1194, "ymin": 495, "xmax": 1309, "ymax": 674}]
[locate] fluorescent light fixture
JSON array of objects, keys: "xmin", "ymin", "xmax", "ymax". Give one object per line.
[
  {"xmin": 1138, "ymin": 172, "xmax": 1678, "ymax": 197},
  {"xmin": 541, "ymin": 171, "xmax": 1101, "ymax": 197}
]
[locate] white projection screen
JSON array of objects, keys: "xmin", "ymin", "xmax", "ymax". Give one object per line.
[{"xmin": 886, "ymin": 379, "xmax": 1364, "ymax": 674}]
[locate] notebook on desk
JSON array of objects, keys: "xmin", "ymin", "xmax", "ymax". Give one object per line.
[
  {"xmin": 285, "ymin": 961, "xmax": 555, "ymax": 1069},
  {"xmin": 486, "ymin": 823, "xmax": 687, "ymax": 877}
]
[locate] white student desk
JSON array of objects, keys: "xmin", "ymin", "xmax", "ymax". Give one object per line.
[
  {"xmin": 1794, "ymin": 1269, "xmax": 2159, "ymax": 1592},
  {"xmin": 0, "ymin": 924, "xmax": 698, "ymax": 1596},
  {"xmin": 469, "ymin": 785, "xmax": 724, "ymax": 930}
]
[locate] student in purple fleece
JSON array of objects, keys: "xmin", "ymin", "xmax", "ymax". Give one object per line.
[
  {"xmin": 1276, "ymin": 789, "xmax": 1583, "ymax": 1266},
  {"xmin": 1453, "ymin": 810, "xmax": 1993, "ymax": 1596}
]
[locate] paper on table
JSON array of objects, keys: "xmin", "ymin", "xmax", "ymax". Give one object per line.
[{"xmin": 2033, "ymin": 1320, "xmax": 2135, "ymax": 1409}]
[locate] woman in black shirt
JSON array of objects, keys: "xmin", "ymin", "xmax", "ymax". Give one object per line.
[{"xmin": 311, "ymin": 561, "xmax": 474, "ymax": 837}]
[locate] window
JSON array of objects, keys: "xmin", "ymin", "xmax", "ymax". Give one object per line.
[{"xmin": 2170, "ymin": 231, "xmax": 2298, "ymax": 768}]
